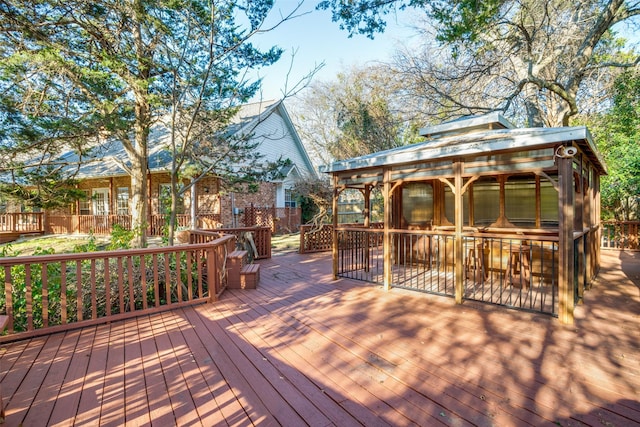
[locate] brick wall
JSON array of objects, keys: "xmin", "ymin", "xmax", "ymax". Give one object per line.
[{"xmin": 218, "ymin": 182, "xmax": 277, "ymax": 227}]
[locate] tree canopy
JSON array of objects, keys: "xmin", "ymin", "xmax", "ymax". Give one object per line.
[
  {"xmin": 0, "ymin": 0, "xmax": 291, "ymax": 246},
  {"xmin": 586, "ymin": 70, "xmax": 640, "ymax": 219},
  {"xmin": 319, "ymin": 0, "xmax": 640, "ymax": 127}
]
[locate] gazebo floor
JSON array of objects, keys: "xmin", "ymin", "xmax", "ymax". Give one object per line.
[{"xmin": 0, "ymin": 249, "xmax": 638, "ymax": 426}]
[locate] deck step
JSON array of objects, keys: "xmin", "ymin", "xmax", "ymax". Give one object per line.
[
  {"xmin": 239, "ymin": 263, "xmax": 260, "ymax": 289},
  {"xmin": 227, "ymin": 250, "xmax": 259, "ymax": 289}
]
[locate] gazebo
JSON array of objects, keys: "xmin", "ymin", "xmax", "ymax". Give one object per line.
[{"xmin": 322, "ymin": 113, "xmax": 607, "ymax": 324}]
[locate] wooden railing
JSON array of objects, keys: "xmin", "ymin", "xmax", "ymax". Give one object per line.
[
  {"xmin": 299, "ymin": 223, "xmax": 384, "ymax": 254},
  {"xmin": 46, "ymin": 214, "xmax": 223, "ymax": 236},
  {"xmin": 197, "ymin": 226, "xmax": 272, "ymax": 259},
  {"xmin": 244, "ymin": 205, "xmax": 301, "ymax": 234},
  {"xmin": 0, "ymin": 234, "xmax": 235, "ymax": 342},
  {"xmin": 0, "ymin": 213, "xmax": 43, "ymax": 233},
  {"xmin": 601, "ymin": 221, "xmax": 640, "ymax": 250},
  {"xmin": 299, "ymin": 224, "xmax": 333, "ymax": 254}
]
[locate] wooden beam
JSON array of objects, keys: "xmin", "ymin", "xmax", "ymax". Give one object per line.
[
  {"xmin": 332, "ymin": 175, "xmax": 339, "ymax": 280},
  {"xmin": 558, "ymin": 155, "xmax": 575, "ymax": 324},
  {"xmin": 383, "ymin": 168, "xmax": 392, "ymax": 291},
  {"xmin": 454, "ymin": 161, "xmax": 464, "ymax": 304}
]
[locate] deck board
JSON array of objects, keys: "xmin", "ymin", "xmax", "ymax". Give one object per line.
[{"xmin": 0, "ymin": 250, "xmax": 639, "ymax": 426}]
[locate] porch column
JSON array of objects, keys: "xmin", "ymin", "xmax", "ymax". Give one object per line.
[
  {"xmin": 363, "ymin": 185, "xmax": 371, "ymax": 227},
  {"xmin": 363, "ymin": 184, "xmax": 371, "ymax": 273},
  {"xmin": 332, "ymin": 175, "xmax": 339, "ymax": 280},
  {"xmin": 383, "ymin": 168, "xmax": 392, "ymax": 291},
  {"xmin": 454, "ymin": 161, "xmax": 464, "ymax": 304},
  {"xmin": 558, "ymin": 153, "xmax": 575, "ymax": 324}
]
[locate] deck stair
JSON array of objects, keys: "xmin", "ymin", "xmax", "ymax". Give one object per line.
[{"xmin": 227, "ymin": 250, "xmax": 260, "ymax": 289}]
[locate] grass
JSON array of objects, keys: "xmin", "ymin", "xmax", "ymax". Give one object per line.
[
  {"xmin": 1, "ymin": 232, "xmax": 300, "ymax": 257},
  {"xmin": 271, "ymin": 233, "xmax": 299, "ymax": 252},
  {"xmin": 0, "ymin": 235, "xmax": 110, "ymax": 257}
]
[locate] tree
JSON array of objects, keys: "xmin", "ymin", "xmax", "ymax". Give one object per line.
[
  {"xmin": 291, "ymin": 65, "xmax": 421, "ymax": 163},
  {"xmin": 319, "ymin": 0, "xmax": 640, "ymax": 127},
  {"xmin": 584, "ymin": 70, "xmax": 640, "ymax": 220},
  {"xmin": 0, "ymin": 0, "xmax": 296, "ymax": 247}
]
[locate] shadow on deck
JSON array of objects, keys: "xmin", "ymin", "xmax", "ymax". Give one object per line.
[{"xmin": 0, "ymin": 249, "xmax": 638, "ymax": 426}]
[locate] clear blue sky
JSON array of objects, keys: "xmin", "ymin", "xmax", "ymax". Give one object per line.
[{"xmin": 250, "ymin": 1, "xmax": 420, "ymax": 101}]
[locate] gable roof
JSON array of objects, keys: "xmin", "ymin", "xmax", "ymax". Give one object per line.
[{"xmin": 58, "ymin": 100, "xmax": 317, "ymax": 180}]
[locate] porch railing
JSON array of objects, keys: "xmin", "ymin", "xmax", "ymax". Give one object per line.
[
  {"xmin": 300, "ymin": 222, "xmax": 384, "ymax": 254},
  {"xmin": 46, "ymin": 214, "xmax": 215, "ymax": 236},
  {"xmin": 0, "ymin": 234, "xmax": 235, "ymax": 342},
  {"xmin": 601, "ymin": 220, "xmax": 640, "ymax": 250},
  {"xmin": 243, "ymin": 205, "xmax": 301, "ymax": 234},
  {"xmin": 197, "ymin": 226, "xmax": 272, "ymax": 260},
  {"xmin": 299, "ymin": 224, "xmax": 334, "ymax": 254},
  {"xmin": 0, "ymin": 213, "xmax": 43, "ymax": 233},
  {"xmin": 336, "ymin": 227, "xmax": 567, "ymax": 316}
]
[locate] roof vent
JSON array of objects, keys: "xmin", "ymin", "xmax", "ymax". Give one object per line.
[{"xmin": 419, "ymin": 112, "xmax": 515, "ymax": 139}]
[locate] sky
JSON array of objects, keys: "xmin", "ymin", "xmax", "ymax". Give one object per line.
[{"xmin": 249, "ymin": 1, "xmax": 421, "ymax": 102}]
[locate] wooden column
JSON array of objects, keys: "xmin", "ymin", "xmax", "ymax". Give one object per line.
[
  {"xmin": 558, "ymin": 154, "xmax": 575, "ymax": 324},
  {"xmin": 363, "ymin": 185, "xmax": 371, "ymax": 272},
  {"xmin": 363, "ymin": 185, "xmax": 371, "ymax": 227},
  {"xmin": 332, "ymin": 175, "xmax": 339, "ymax": 280},
  {"xmin": 454, "ymin": 161, "xmax": 464, "ymax": 304},
  {"xmin": 383, "ymin": 168, "xmax": 392, "ymax": 291},
  {"xmin": 576, "ymin": 161, "xmax": 585, "ymax": 303}
]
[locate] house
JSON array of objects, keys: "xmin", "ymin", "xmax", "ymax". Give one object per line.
[
  {"xmin": 1, "ymin": 100, "xmax": 317, "ymax": 236},
  {"xmin": 321, "ymin": 113, "xmax": 606, "ymax": 324}
]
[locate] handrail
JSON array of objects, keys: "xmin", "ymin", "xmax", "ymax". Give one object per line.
[
  {"xmin": 0, "ymin": 235, "xmax": 235, "ymax": 342},
  {"xmin": 0, "ymin": 212, "xmax": 44, "ymax": 233},
  {"xmin": 601, "ymin": 220, "xmax": 640, "ymax": 250},
  {"xmin": 197, "ymin": 226, "xmax": 272, "ymax": 259}
]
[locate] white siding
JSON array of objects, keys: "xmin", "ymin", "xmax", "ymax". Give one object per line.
[{"xmin": 250, "ymin": 109, "xmax": 316, "ymax": 179}]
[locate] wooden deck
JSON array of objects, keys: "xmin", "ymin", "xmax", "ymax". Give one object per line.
[{"xmin": 0, "ymin": 249, "xmax": 639, "ymax": 426}]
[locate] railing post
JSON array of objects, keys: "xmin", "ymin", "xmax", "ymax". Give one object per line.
[
  {"xmin": 454, "ymin": 161, "xmax": 464, "ymax": 304},
  {"xmin": 383, "ymin": 168, "xmax": 392, "ymax": 291},
  {"xmin": 207, "ymin": 245, "xmax": 218, "ymax": 302},
  {"xmin": 332, "ymin": 176, "xmax": 339, "ymax": 280}
]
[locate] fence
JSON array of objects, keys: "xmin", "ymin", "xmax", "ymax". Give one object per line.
[
  {"xmin": 601, "ymin": 221, "xmax": 640, "ymax": 250},
  {"xmin": 45, "ymin": 214, "xmax": 222, "ymax": 236},
  {"xmin": 335, "ymin": 227, "xmax": 567, "ymax": 316},
  {"xmin": 0, "ymin": 213, "xmax": 43, "ymax": 233},
  {"xmin": 192, "ymin": 226, "xmax": 272, "ymax": 260},
  {"xmin": 299, "ymin": 222, "xmax": 384, "ymax": 254},
  {"xmin": 243, "ymin": 205, "xmax": 301, "ymax": 234},
  {"xmin": 0, "ymin": 234, "xmax": 235, "ymax": 342}
]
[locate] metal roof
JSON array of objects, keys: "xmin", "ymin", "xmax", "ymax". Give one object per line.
[
  {"xmin": 419, "ymin": 112, "xmax": 514, "ymax": 138},
  {"xmin": 322, "ymin": 119, "xmax": 606, "ymax": 175}
]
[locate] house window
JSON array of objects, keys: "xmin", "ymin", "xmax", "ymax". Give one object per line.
[
  {"xmin": 92, "ymin": 188, "xmax": 109, "ymax": 216},
  {"xmin": 505, "ymin": 176, "xmax": 536, "ymax": 227},
  {"xmin": 540, "ymin": 177, "xmax": 559, "ymax": 226},
  {"xmin": 116, "ymin": 187, "xmax": 129, "ymax": 215},
  {"xmin": 402, "ymin": 182, "xmax": 433, "ymax": 225},
  {"xmin": 472, "ymin": 178, "xmax": 500, "ymax": 226},
  {"xmin": 284, "ymin": 188, "xmax": 297, "ymax": 208},
  {"xmin": 79, "ymin": 190, "xmax": 91, "ymax": 215}
]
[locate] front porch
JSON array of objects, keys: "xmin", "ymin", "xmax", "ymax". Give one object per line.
[{"xmin": 1, "ymin": 249, "xmax": 638, "ymax": 426}]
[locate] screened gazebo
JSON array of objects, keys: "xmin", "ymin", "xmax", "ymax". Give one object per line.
[{"xmin": 322, "ymin": 113, "xmax": 606, "ymax": 324}]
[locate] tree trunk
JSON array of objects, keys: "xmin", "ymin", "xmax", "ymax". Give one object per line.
[
  {"xmin": 125, "ymin": 88, "xmax": 150, "ymax": 248},
  {"xmin": 129, "ymin": 153, "xmax": 148, "ymax": 248}
]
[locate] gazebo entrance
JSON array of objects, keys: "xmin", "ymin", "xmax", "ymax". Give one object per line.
[{"xmin": 322, "ymin": 113, "xmax": 606, "ymax": 324}]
